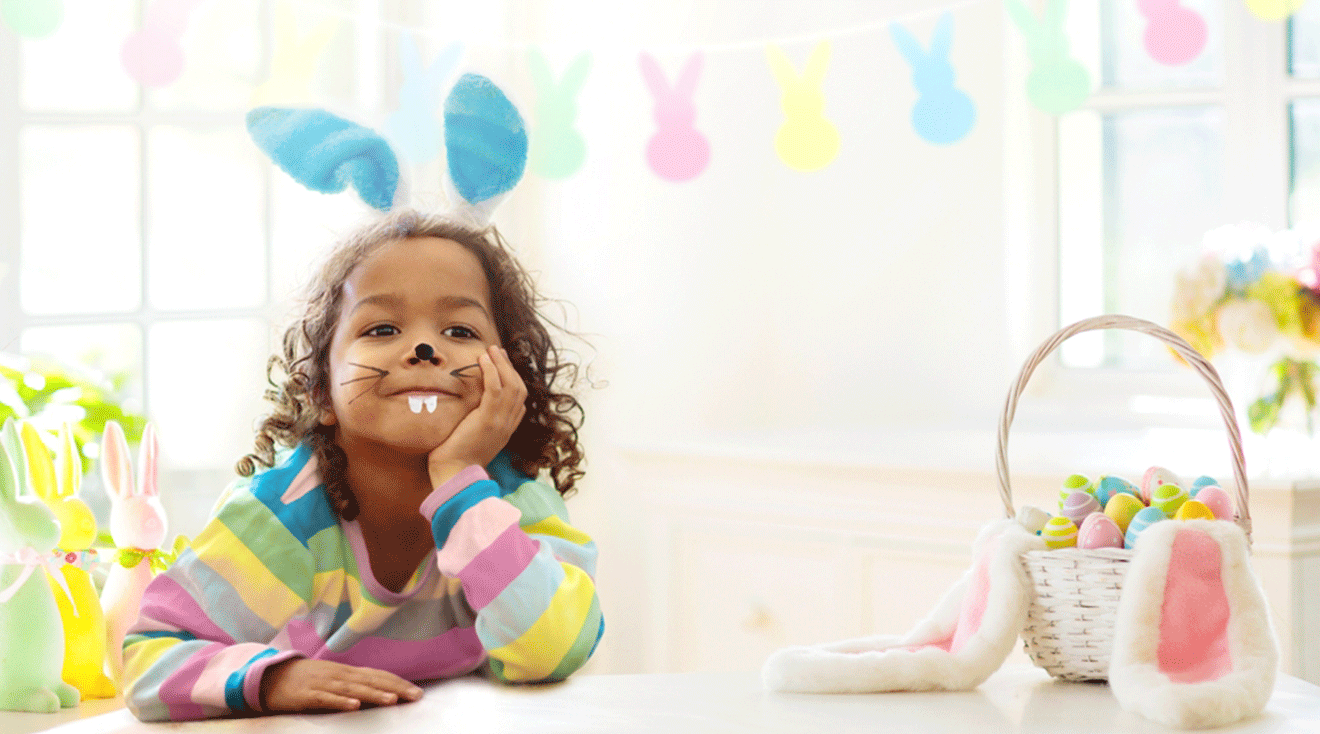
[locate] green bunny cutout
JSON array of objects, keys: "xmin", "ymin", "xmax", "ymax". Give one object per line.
[
  {"xmin": 1005, "ymin": 0, "xmax": 1091, "ymax": 114},
  {"xmin": 528, "ymin": 49, "xmax": 592, "ymax": 179}
]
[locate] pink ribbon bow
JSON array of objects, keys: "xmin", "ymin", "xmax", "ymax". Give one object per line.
[{"xmin": 0, "ymin": 546, "xmax": 77, "ymax": 615}]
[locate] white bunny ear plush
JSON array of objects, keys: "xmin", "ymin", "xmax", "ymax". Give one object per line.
[
  {"xmin": 763, "ymin": 519, "xmax": 1044, "ymax": 693},
  {"xmin": 1109, "ymin": 520, "xmax": 1278, "ymax": 729}
]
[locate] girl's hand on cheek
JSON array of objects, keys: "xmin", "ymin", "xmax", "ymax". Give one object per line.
[
  {"xmin": 260, "ymin": 659, "xmax": 423, "ymax": 713},
  {"xmin": 428, "ymin": 344, "xmax": 528, "ymax": 487}
]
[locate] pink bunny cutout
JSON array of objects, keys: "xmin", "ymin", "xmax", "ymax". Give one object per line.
[
  {"xmin": 1137, "ymin": 0, "xmax": 1208, "ymax": 66},
  {"xmin": 120, "ymin": 0, "xmax": 204, "ymax": 88},
  {"xmin": 638, "ymin": 52, "xmax": 710, "ymax": 182},
  {"xmin": 100, "ymin": 421, "xmax": 169, "ymax": 684}
]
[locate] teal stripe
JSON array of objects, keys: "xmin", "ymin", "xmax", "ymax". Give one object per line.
[
  {"xmin": 126, "ymin": 629, "xmax": 197, "ymax": 643},
  {"xmin": 225, "ymin": 648, "xmax": 278, "ymax": 712},
  {"xmin": 430, "ymin": 480, "xmax": 500, "ymax": 547}
]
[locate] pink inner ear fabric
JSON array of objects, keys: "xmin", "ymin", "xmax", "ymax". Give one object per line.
[
  {"xmin": 947, "ymin": 535, "xmax": 997, "ymax": 654},
  {"xmin": 1157, "ymin": 529, "xmax": 1233, "ymax": 683}
]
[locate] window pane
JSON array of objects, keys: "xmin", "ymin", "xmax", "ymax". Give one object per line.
[
  {"xmin": 146, "ymin": 0, "xmax": 263, "ymax": 112},
  {"xmin": 20, "ymin": 0, "xmax": 138, "ymax": 111},
  {"xmin": 19, "ymin": 323, "xmax": 144, "ymax": 413},
  {"xmin": 1291, "ymin": 99, "xmax": 1320, "ymax": 221},
  {"xmin": 1290, "ymin": 3, "xmax": 1320, "ymax": 77},
  {"xmin": 20, "ymin": 126, "xmax": 142, "ymax": 314},
  {"xmin": 147, "ymin": 318, "xmax": 269, "ymax": 469},
  {"xmin": 147, "ymin": 126, "xmax": 266, "ymax": 310},
  {"xmin": 1071, "ymin": 0, "xmax": 1223, "ymax": 91},
  {"xmin": 270, "ymin": 173, "xmax": 371, "ymax": 312},
  {"xmin": 1059, "ymin": 107, "xmax": 1224, "ymax": 368}
]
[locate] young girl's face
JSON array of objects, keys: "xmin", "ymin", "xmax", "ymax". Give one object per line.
[{"xmin": 320, "ymin": 236, "xmax": 499, "ymax": 457}]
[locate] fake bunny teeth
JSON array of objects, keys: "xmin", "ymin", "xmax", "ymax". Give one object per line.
[{"xmin": 407, "ymin": 395, "xmax": 439, "ymax": 414}]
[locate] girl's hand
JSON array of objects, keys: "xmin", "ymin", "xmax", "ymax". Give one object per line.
[
  {"xmin": 260, "ymin": 658, "xmax": 424, "ymax": 713},
  {"xmin": 428, "ymin": 344, "xmax": 528, "ymax": 487}
]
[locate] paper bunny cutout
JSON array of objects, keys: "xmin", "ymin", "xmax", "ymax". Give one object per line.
[
  {"xmin": 0, "ymin": 418, "xmax": 80, "ymax": 712},
  {"xmin": 23, "ymin": 422, "xmax": 117, "ymax": 699},
  {"xmin": 890, "ymin": 12, "xmax": 976, "ymax": 145},
  {"xmin": 1245, "ymin": 0, "xmax": 1307, "ymax": 21},
  {"xmin": 247, "ymin": 72, "xmax": 528, "ymax": 225},
  {"xmin": 1004, "ymin": 0, "xmax": 1091, "ymax": 114},
  {"xmin": 638, "ymin": 52, "xmax": 710, "ymax": 182},
  {"xmin": 100, "ymin": 420, "xmax": 168, "ymax": 685},
  {"xmin": 249, "ymin": 3, "xmax": 340, "ymax": 106},
  {"xmin": 765, "ymin": 41, "xmax": 840, "ymax": 172},
  {"xmin": 383, "ymin": 35, "xmax": 462, "ymax": 164},
  {"xmin": 764, "ymin": 516, "xmax": 1279, "ymax": 729},
  {"xmin": 0, "ymin": 0, "xmax": 63, "ymax": 39},
  {"xmin": 528, "ymin": 49, "xmax": 591, "ymax": 180},
  {"xmin": 120, "ymin": 0, "xmax": 204, "ymax": 88},
  {"xmin": 1136, "ymin": 0, "xmax": 1208, "ymax": 66}
]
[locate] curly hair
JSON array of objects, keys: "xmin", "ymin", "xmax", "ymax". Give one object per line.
[{"xmin": 236, "ymin": 209, "xmax": 586, "ymax": 520}]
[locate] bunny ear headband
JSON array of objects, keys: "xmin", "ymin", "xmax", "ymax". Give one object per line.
[{"xmin": 246, "ymin": 71, "xmax": 528, "ymax": 226}]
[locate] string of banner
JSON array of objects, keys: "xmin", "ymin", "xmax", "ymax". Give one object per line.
[{"xmin": 0, "ymin": 0, "xmax": 1310, "ymax": 181}]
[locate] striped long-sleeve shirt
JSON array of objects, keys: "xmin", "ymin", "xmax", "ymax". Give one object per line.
[{"xmin": 121, "ymin": 444, "xmax": 603, "ymax": 721}]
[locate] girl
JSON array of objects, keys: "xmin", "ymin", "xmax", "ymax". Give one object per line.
[{"xmin": 120, "ymin": 209, "xmax": 603, "ymax": 721}]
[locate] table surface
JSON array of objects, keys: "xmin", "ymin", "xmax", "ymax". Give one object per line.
[{"xmin": 7, "ymin": 666, "xmax": 1320, "ymax": 734}]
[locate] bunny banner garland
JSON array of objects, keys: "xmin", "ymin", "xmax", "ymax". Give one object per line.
[
  {"xmin": 891, "ymin": 12, "xmax": 976, "ymax": 145},
  {"xmin": 384, "ymin": 36, "xmax": 463, "ymax": 165},
  {"xmin": 0, "ymin": 0, "xmax": 63, "ymax": 38},
  {"xmin": 1138, "ymin": 1, "xmax": 1210, "ymax": 66},
  {"xmin": 528, "ymin": 49, "xmax": 592, "ymax": 180},
  {"xmin": 1247, "ymin": 0, "xmax": 1309, "ymax": 20},
  {"xmin": 120, "ymin": 0, "xmax": 205, "ymax": 88},
  {"xmin": 639, "ymin": 52, "xmax": 711, "ymax": 181},
  {"xmin": 766, "ymin": 42, "xmax": 841, "ymax": 172}
]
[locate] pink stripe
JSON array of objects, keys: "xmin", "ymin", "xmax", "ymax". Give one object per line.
[
  {"xmin": 420, "ymin": 465, "xmax": 490, "ymax": 518},
  {"xmin": 157, "ymin": 641, "xmax": 226, "ymax": 720},
  {"xmin": 434, "ymin": 498, "xmax": 521, "ymax": 576},
  {"xmin": 458, "ymin": 524, "xmax": 539, "ymax": 610},
  {"xmin": 135, "ymin": 574, "xmax": 235, "ymax": 643},
  {"xmin": 281, "ymin": 453, "xmax": 322, "ymax": 503},
  {"xmin": 190, "ymin": 643, "xmax": 273, "ymax": 707},
  {"xmin": 285, "ymin": 617, "xmax": 327, "ymax": 655},
  {"xmin": 312, "ymin": 626, "xmax": 486, "ymax": 681}
]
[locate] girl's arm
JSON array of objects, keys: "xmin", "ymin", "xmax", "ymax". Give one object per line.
[{"xmin": 420, "ymin": 466, "xmax": 603, "ymax": 682}]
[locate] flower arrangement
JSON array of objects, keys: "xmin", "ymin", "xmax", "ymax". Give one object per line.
[{"xmin": 1170, "ymin": 222, "xmax": 1320, "ymax": 434}]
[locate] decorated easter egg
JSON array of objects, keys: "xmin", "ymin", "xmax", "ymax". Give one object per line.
[
  {"xmin": 1041, "ymin": 516, "xmax": 1078, "ymax": 549},
  {"xmin": 1175, "ymin": 499, "xmax": 1216, "ymax": 521},
  {"xmin": 1189, "ymin": 475, "xmax": 1219, "ymax": 496},
  {"xmin": 1104, "ymin": 492, "xmax": 1146, "ymax": 534},
  {"xmin": 1096, "ymin": 475, "xmax": 1139, "ymax": 507},
  {"xmin": 1059, "ymin": 474, "xmax": 1094, "ymax": 509},
  {"xmin": 1077, "ymin": 512, "xmax": 1124, "ymax": 549},
  {"xmin": 1016, "ymin": 505, "xmax": 1051, "ymax": 534},
  {"xmin": 1141, "ymin": 466, "xmax": 1181, "ymax": 503},
  {"xmin": 1125, "ymin": 506, "xmax": 1168, "ymax": 549},
  {"xmin": 1060, "ymin": 490, "xmax": 1101, "ymax": 527},
  {"xmin": 1193, "ymin": 484, "xmax": 1235, "ymax": 519},
  {"xmin": 1150, "ymin": 483, "xmax": 1189, "ymax": 518}
]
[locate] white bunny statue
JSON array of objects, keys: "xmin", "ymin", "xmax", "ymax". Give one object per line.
[{"xmin": 99, "ymin": 420, "xmax": 168, "ymax": 685}]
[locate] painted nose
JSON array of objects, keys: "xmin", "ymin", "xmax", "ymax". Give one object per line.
[{"xmin": 409, "ymin": 343, "xmax": 440, "ymax": 365}]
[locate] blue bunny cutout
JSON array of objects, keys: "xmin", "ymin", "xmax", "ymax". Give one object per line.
[
  {"xmin": 246, "ymin": 106, "xmax": 400, "ymax": 211},
  {"xmin": 890, "ymin": 12, "xmax": 975, "ymax": 145},
  {"xmin": 245, "ymin": 72, "xmax": 527, "ymax": 221}
]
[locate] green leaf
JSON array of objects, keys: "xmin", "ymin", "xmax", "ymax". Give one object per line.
[{"xmin": 1249, "ymin": 393, "xmax": 1283, "ymax": 434}]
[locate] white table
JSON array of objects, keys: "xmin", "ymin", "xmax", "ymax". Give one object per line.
[{"xmin": 7, "ymin": 666, "xmax": 1320, "ymax": 733}]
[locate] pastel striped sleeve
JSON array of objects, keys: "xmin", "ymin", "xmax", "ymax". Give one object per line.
[
  {"xmin": 421, "ymin": 467, "xmax": 603, "ymax": 683},
  {"xmin": 121, "ymin": 488, "xmax": 314, "ymax": 721}
]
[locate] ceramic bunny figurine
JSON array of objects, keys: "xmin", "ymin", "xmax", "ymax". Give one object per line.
[
  {"xmin": 890, "ymin": 12, "xmax": 976, "ymax": 145},
  {"xmin": 24, "ymin": 421, "xmax": 117, "ymax": 698},
  {"xmin": 765, "ymin": 41, "xmax": 840, "ymax": 172},
  {"xmin": 638, "ymin": 51, "xmax": 710, "ymax": 182},
  {"xmin": 100, "ymin": 420, "xmax": 168, "ymax": 685},
  {"xmin": 0, "ymin": 418, "xmax": 80, "ymax": 712}
]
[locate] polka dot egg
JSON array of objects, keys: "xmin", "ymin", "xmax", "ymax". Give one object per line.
[
  {"xmin": 1141, "ymin": 466, "xmax": 1181, "ymax": 504},
  {"xmin": 1193, "ymin": 484, "xmax": 1235, "ymax": 520},
  {"xmin": 1077, "ymin": 512, "xmax": 1124, "ymax": 549},
  {"xmin": 1095, "ymin": 475, "xmax": 1139, "ymax": 508},
  {"xmin": 1041, "ymin": 516, "xmax": 1079, "ymax": 549},
  {"xmin": 1125, "ymin": 506, "xmax": 1168, "ymax": 549}
]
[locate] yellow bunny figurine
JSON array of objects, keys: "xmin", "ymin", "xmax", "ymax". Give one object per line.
[{"xmin": 22, "ymin": 422, "xmax": 118, "ymax": 699}]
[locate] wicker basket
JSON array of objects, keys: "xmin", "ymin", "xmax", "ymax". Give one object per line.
[{"xmin": 996, "ymin": 315, "xmax": 1253, "ymax": 682}]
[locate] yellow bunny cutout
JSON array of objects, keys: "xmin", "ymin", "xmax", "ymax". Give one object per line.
[
  {"xmin": 766, "ymin": 41, "xmax": 841, "ymax": 172},
  {"xmin": 23, "ymin": 422, "xmax": 117, "ymax": 699}
]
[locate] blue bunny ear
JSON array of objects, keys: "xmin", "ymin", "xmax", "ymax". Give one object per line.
[
  {"xmin": 443, "ymin": 73, "xmax": 527, "ymax": 208},
  {"xmin": 246, "ymin": 106, "xmax": 400, "ymax": 211}
]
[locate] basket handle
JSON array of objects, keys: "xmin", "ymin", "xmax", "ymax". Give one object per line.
[{"xmin": 995, "ymin": 314, "xmax": 1251, "ymax": 542}]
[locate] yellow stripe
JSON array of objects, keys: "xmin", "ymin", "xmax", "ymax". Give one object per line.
[
  {"xmin": 123, "ymin": 637, "xmax": 180, "ymax": 686},
  {"xmin": 487, "ymin": 563, "xmax": 596, "ymax": 682},
  {"xmin": 521, "ymin": 516, "xmax": 592, "ymax": 546},
  {"xmin": 203, "ymin": 523, "xmax": 306, "ymax": 628}
]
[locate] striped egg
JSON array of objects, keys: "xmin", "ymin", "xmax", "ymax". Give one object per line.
[
  {"xmin": 1041, "ymin": 516, "xmax": 1079, "ymax": 549},
  {"xmin": 1151, "ymin": 483, "xmax": 1189, "ymax": 518},
  {"xmin": 1077, "ymin": 512, "xmax": 1125, "ymax": 549},
  {"xmin": 1059, "ymin": 474, "xmax": 1094, "ymax": 509},
  {"xmin": 1125, "ymin": 506, "xmax": 1168, "ymax": 549},
  {"xmin": 1060, "ymin": 490, "xmax": 1101, "ymax": 527},
  {"xmin": 1175, "ymin": 499, "xmax": 1216, "ymax": 520},
  {"xmin": 1096, "ymin": 475, "xmax": 1139, "ymax": 508},
  {"xmin": 1193, "ymin": 484, "xmax": 1235, "ymax": 519},
  {"xmin": 1016, "ymin": 505, "xmax": 1052, "ymax": 534},
  {"xmin": 1189, "ymin": 475, "xmax": 1220, "ymax": 497},
  {"xmin": 1104, "ymin": 492, "xmax": 1146, "ymax": 535},
  {"xmin": 1141, "ymin": 466, "xmax": 1181, "ymax": 504}
]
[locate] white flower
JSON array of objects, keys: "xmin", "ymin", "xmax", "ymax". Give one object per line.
[
  {"xmin": 1215, "ymin": 298, "xmax": 1277, "ymax": 354},
  {"xmin": 1171, "ymin": 254, "xmax": 1227, "ymax": 321}
]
